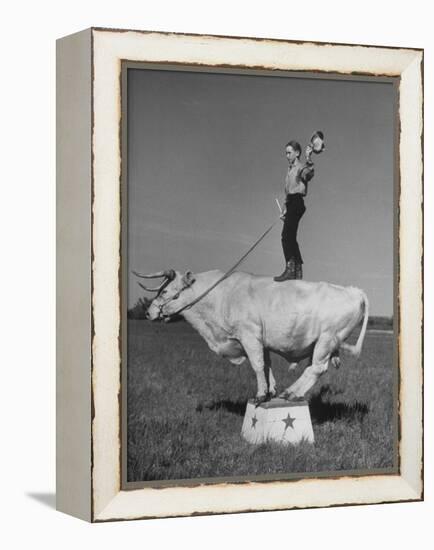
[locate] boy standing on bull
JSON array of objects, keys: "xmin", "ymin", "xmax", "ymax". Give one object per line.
[{"xmin": 274, "ymin": 131, "xmax": 325, "ymax": 282}]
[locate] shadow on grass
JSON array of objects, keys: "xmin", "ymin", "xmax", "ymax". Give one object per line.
[
  {"xmin": 310, "ymin": 385, "xmax": 369, "ymax": 424},
  {"xmin": 196, "ymin": 399, "xmax": 247, "ymax": 416},
  {"xmin": 195, "ymin": 386, "xmax": 369, "ymax": 424}
]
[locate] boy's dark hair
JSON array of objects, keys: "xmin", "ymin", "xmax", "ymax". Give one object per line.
[{"xmin": 285, "ymin": 140, "xmax": 302, "ymax": 157}]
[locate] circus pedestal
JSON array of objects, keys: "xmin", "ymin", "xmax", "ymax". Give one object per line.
[{"xmin": 241, "ymin": 398, "xmax": 314, "ymax": 445}]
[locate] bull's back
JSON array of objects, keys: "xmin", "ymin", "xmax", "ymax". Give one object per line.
[{"xmin": 220, "ymin": 274, "xmax": 363, "ymax": 348}]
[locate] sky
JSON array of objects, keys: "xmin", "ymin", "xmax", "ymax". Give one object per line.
[{"xmin": 127, "ymin": 68, "xmax": 396, "ymax": 316}]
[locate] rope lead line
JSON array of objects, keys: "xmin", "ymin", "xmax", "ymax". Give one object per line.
[{"xmin": 171, "ymin": 219, "xmax": 279, "ymax": 317}]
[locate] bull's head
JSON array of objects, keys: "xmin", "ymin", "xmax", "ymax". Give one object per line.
[{"xmin": 132, "ymin": 269, "xmax": 196, "ymax": 321}]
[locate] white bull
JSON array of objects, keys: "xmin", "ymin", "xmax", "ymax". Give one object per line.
[{"xmin": 142, "ymin": 269, "xmax": 369, "ymax": 404}]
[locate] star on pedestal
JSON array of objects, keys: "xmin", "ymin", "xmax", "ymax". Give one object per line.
[
  {"xmin": 282, "ymin": 413, "xmax": 295, "ymax": 430},
  {"xmin": 251, "ymin": 415, "xmax": 258, "ymax": 429}
]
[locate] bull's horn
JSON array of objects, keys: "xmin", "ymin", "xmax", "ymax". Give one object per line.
[
  {"xmin": 137, "ymin": 281, "xmax": 168, "ymax": 293},
  {"xmin": 132, "ymin": 270, "xmax": 166, "ymax": 279},
  {"xmin": 132, "ymin": 269, "xmax": 176, "ymax": 280}
]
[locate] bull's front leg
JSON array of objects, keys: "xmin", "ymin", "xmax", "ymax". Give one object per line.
[
  {"xmin": 264, "ymin": 350, "xmax": 277, "ymax": 398},
  {"xmin": 242, "ymin": 339, "xmax": 269, "ymax": 406}
]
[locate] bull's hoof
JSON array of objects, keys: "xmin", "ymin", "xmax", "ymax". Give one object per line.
[
  {"xmin": 254, "ymin": 393, "xmax": 271, "ymax": 407},
  {"xmin": 279, "ymin": 391, "xmax": 292, "ymax": 401},
  {"xmin": 279, "ymin": 391, "xmax": 304, "ymax": 402}
]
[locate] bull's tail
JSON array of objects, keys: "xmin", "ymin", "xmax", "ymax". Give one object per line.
[{"xmin": 340, "ymin": 290, "xmax": 369, "ymax": 359}]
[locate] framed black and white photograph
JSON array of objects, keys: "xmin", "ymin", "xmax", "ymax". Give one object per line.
[
  {"xmin": 56, "ymin": 28, "xmax": 423, "ymax": 522},
  {"xmin": 123, "ymin": 63, "xmax": 398, "ymax": 485}
]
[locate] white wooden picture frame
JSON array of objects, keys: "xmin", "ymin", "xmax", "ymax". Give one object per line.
[{"xmin": 56, "ymin": 27, "xmax": 423, "ymax": 522}]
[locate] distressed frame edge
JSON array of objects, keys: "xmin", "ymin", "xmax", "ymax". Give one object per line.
[
  {"xmin": 94, "ymin": 477, "xmax": 421, "ymax": 523},
  {"xmin": 56, "ymin": 27, "xmax": 93, "ymax": 522},
  {"xmin": 90, "ymin": 25, "xmax": 424, "ymax": 54},
  {"xmin": 90, "ymin": 29, "xmax": 423, "ymax": 522},
  {"xmin": 396, "ymin": 52, "xmax": 424, "ymax": 499}
]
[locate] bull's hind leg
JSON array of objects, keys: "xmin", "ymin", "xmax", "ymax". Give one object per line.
[{"xmin": 280, "ymin": 334, "xmax": 335, "ymax": 400}]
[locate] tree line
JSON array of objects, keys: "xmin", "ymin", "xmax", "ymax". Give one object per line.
[{"xmin": 127, "ymin": 297, "xmax": 393, "ymax": 329}]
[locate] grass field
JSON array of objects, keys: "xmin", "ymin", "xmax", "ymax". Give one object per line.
[{"xmin": 127, "ymin": 319, "xmax": 397, "ymax": 482}]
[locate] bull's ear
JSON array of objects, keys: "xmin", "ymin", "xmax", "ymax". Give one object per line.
[{"xmin": 182, "ymin": 270, "xmax": 195, "ymax": 286}]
